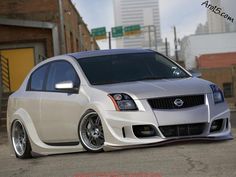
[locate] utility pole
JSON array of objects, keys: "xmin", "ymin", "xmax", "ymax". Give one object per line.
[
  {"xmin": 148, "ymin": 26, "xmax": 151, "ymax": 48},
  {"xmin": 153, "ymin": 25, "xmax": 157, "ymax": 51},
  {"xmin": 143, "ymin": 25, "xmax": 157, "ymax": 51},
  {"xmin": 174, "ymin": 26, "xmax": 179, "ymax": 61},
  {"xmin": 78, "ymin": 23, "xmax": 83, "ymax": 51},
  {"xmin": 58, "ymin": 0, "xmax": 66, "ymax": 54},
  {"xmin": 165, "ymin": 38, "xmax": 168, "ymax": 56},
  {"xmin": 108, "ymin": 32, "xmax": 112, "ymax": 49}
]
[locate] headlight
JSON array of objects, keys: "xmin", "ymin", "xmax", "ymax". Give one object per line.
[
  {"xmin": 108, "ymin": 93, "xmax": 138, "ymax": 111},
  {"xmin": 210, "ymin": 84, "xmax": 224, "ymax": 104}
]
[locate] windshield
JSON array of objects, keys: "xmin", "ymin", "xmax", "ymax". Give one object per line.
[{"xmin": 77, "ymin": 52, "xmax": 190, "ymax": 85}]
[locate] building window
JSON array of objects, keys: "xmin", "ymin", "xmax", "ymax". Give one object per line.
[
  {"xmin": 223, "ymin": 83, "xmax": 233, "ymax": 98},
  {"xmin": 76, "ymin": 38, "xmax": 79, "ymax": 52},
  {"xmin": 70, "ymin": 31, "xmax": 74, "ymax": 52},
  {"xmin": 64, "ymin": 25, "xmax": 68, "ymax": 53}
]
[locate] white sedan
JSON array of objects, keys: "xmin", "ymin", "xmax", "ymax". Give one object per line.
[{"xmin": 7, "ymin": 49, "xmax": 232, "ymax": 159}]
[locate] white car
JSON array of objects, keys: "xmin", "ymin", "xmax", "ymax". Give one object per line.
[{"xmin": 7, "ymin": 49, "xmax": 232, "ymax": 159}]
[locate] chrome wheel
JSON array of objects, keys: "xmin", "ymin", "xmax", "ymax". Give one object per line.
[
  {"xmin": 11, "ymin": 120, "xmax": 31, "ymax": 158},
  {"xmin": 79, "ymin": 111, "xmax": 105, "ymax": 152}
]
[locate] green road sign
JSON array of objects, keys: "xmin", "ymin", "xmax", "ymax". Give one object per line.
[
  {"xmin": 124, "ymin": 25, "xmax": 141, "ymax": 36},
  {"xmin": 112, "ymin": 26, "xmax": 123, "ymax": 38},
  {"xmin": 91, "ymin": 27, "xmax": 107, "ymax": 40}
]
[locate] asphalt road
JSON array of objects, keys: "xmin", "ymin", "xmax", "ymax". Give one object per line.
[{"xmin": 0, "ymin": 113, "xmax": 236, "ymax": 177}]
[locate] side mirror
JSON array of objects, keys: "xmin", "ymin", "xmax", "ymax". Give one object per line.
[
  {"xmin": 188, "ymin": 70, "xmax": 202, "ymax": 78},
  {"xmin": 55, "ymin": 81, "xmax": 79, "ymax": 93}
]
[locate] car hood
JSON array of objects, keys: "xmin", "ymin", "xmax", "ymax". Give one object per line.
[{"xmin": 93, "ymin": 78, "xmax": 213, "ymax": 100}]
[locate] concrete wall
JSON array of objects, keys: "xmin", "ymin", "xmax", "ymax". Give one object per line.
[{"xmin": 180, "ymin": 32, "xmax": 236, "ymax": 69}]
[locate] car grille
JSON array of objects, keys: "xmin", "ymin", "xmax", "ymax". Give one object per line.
[
  {"xmin": 148, "ymin": 95, "xmax": 204, "ymax": 110},
  {"xmin": 159, "ymin": 123, "xmax": 205, "ymax": 137}
]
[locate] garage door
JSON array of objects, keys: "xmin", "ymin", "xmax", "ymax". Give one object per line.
[{"xmin": 0, "ymin": 48, "xmax": 34, "ymax": 91}]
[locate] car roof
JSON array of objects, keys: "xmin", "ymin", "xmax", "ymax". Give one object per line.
[{"xmin": 68, "ymin": 48, "xmax": 154, "ymax": 59}]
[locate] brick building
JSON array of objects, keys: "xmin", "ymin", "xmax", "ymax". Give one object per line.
[
  {"xmin": 0, "ymin": 0, "xmax": 99, "ymax": 129},
  {"xmin": 0, "ymin": 0, "xmax": 99, "ymax": 92},
  {"xmin": 197, "ymin": 52, "xmax": 236, "ymax": 107}
]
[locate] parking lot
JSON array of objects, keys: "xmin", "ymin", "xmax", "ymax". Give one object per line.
[{"xmin": 0, "ymin": 113, "xmax": 236, "ymax": 177}]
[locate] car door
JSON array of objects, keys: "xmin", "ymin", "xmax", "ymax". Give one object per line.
[
  {"xmin": 40, "ymin": 60, "xmax": 83, "ymax": 144},
  {"xmin": 24, "ymin": 64, "xmax": 49, "ymax": 138}
]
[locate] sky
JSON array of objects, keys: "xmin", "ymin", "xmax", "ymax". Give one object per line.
[{"xmin": 72, "ymin": 0, "xmax": 234, "ymax": 54}]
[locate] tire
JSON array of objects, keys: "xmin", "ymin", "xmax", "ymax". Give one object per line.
[
  {"xmin": 79, "ymin": 111, "xmax": 105, "ymax": 152},
  {"xmin": 11, "ymin": 120, "xmax": 32, "ymax": 159}
]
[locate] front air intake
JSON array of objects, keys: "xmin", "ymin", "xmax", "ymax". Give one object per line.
[
  {"xmin": 133, "ymin": 125, "xmax": 158, "ymax": 138},
  {"xmin": 159, "ymin": 123, "xmax": 205, "ymax": 137}
]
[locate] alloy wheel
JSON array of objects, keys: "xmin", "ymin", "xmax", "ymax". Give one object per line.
[{"xmin": 79, "ymin": 111, "xmax": 105, "ymax": 152}]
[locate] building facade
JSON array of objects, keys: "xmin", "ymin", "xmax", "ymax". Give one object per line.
[
  {"xmin": 0, "ymin": 0, "xmax": 100, "ymax": 129},
  {"xmin": 197, "ymin": 52, "xmax": 236, "ymax": 108},
  {"xmin": 113, "ymin": 0, "xmax": 162, "ymax": 51},
  {"xmin": 195, "ymin": 23, "xmax": 208, "ymax": 35},
  {"xmin": 195, "ymin": 0, "xmax": 236, "ymax": 35},
  {"xmin": 222, "ymin": 0, "xmax": 236, "ymax": 33},
  {"xmin": 0, "ymin": 0, "xmax": 99, "ymax": 92},
  {"xmin": 180, "ymin": 32, "xmax": 236, "ymax": 69},
  {"xmin": 207, "ymin": 0, "xmax": 226, "ymax": 33}
]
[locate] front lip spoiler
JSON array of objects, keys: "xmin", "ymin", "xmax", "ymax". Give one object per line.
[{"xmin": 104, "ymin": 134, "xmax": 233, "ymax": 151}]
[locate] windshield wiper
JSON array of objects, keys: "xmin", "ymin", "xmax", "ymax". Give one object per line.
[
  {"xmin": 124, "ymin": 76, "xmax": 169, "ymax": 82},
  {"xmin": 138, "ymin": 76, "xmax": 169, "ymax": 81}
]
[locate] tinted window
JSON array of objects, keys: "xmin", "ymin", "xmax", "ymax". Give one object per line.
[
  {"xmin": 46, "ymin": 61, "xmax": 80, "ymax": 91},
  {"xmin": 78, "ymin": 52, "xmax": 190, "ymax": 85},
  {"xmin": 29, "ymin": 64, "xmax": 49, "ymax": 91}
]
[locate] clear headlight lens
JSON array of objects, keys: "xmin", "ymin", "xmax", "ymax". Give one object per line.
[
  {"xmin": 108, "ymin": 93, "xmax": 138, "ymax": 111},
  {"xmin": 210, "ymin": 84, "xmax": 224, "ymax": 104}
]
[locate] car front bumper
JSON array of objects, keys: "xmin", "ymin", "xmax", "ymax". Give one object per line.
[
  {"xmin": 99, "ymin": 94, "xmax": 233, "ymax": 151},
  {"xmin": 103, "ymin": 132, "xmax": 233, "ymax": 151}
]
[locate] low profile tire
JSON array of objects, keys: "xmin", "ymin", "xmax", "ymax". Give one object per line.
[
  {"xmin": 79, "ymin": 111, "xmax": 105, "ymax": 152},
  {"xmin": 11, "ymin": 120, "xmax": 32, "ymax": 159}
]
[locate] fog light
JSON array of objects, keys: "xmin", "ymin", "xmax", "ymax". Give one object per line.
[
  {"xmin": 133, "ymin": 125, "xmax": 157, "ymax": 138},
  {"xmin": 210, "ymin": 119, "xmax": 223, "ymax": 133}
]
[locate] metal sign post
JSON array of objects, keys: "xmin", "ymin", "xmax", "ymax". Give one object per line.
[{"xmin": 108, "ymin": 32, "xmax": 112, "ymax": 49}]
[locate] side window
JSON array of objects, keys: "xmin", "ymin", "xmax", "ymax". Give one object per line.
[
  {"xmin": 46, "ymin": 61, "xmax": 80, "ymax": 92},
  {"xmin": 29, "ymin": 64, "xmax": 49, "ymax": 91}
]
